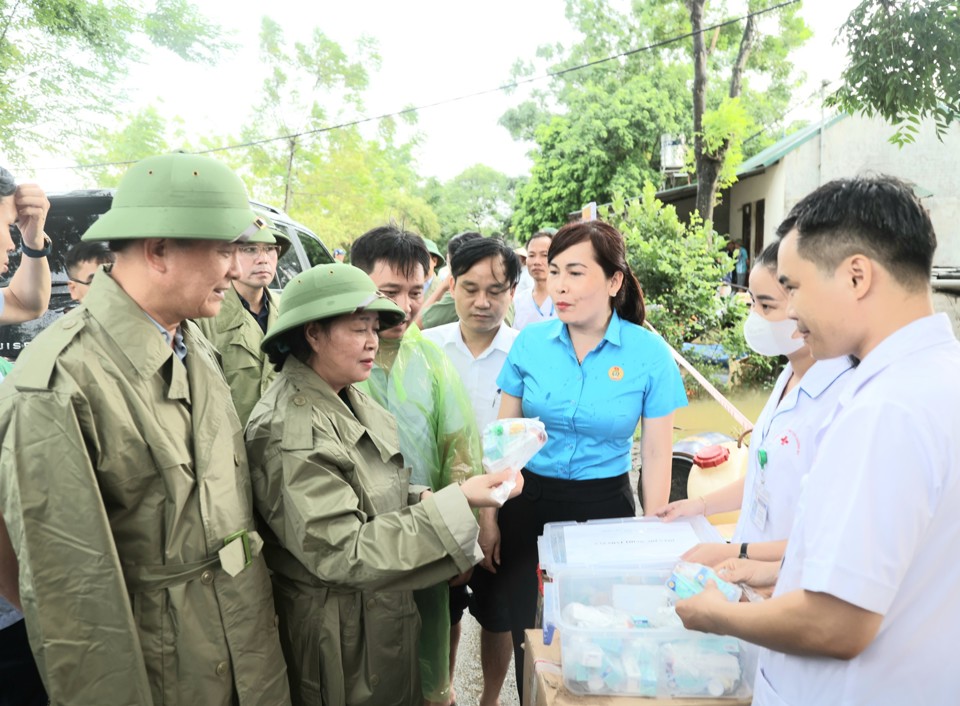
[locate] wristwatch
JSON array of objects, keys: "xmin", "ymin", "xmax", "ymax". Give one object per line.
[
  {"xmin": 21, "ymin": 236, "xmax": 52, "ymax": 258},
  {"xmin": 739, "ymin": 542, "xmax": 750, "ymax": 559}
]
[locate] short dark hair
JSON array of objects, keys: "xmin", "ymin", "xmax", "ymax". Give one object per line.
[
  {"xmin": 0, "ymin": 166, "xmax": 14, "ymax": 198},
  {"xmin": 350, "ymin": 225, "xmax": 429, "ymax": 280},
  {"xmin": 451, "ymin": 237, "xmax": 521, "ymax": 286},
  {"xmin": 548, "ymin": 220, "xmax": 646, "ymax": 326},
  {"xmin": 446, "ymin": 231, "xmax": 482, "ymax": 263},
  {"xmin": 526, "ymin": 229, "xmax": 554, "ymax": 247},
  {"xmin": 776, "ymin": 175, "xmax": 936, "ymax": 290},
  {"xmin": 65, "ymin": 241, "xmax": 115, "ymax": 276}
]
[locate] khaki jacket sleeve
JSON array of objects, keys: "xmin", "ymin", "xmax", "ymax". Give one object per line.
[
  {"xmin": 251, "ymin": 422, "xmax": 481, "ymax": 593},
  {"xmin": 0, "ymin": 387, "xmax": 152, "ymax": 706}
]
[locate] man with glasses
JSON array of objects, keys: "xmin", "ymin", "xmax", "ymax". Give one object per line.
[
  {"xmin": 197, "ymin": 219, "xmax": 289, "ymax": 425},
  {"xmin": 65, "ymin": 241, "xmax": 115, "ymax": 302}
]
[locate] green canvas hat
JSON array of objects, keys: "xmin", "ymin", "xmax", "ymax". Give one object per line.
[
  {"xmin": 262, "ymin": 263, "xmax": 405, "ymax": 355},
  {"xmin": 83, "ymin": 152, "xmax": 265, "ymax": 243},
  {"xmin": 251, "ymin": 210, "xmax": 292, "ymax": 257},
  {"xmin": 423, "ymin": 238, "xmax": 445, "ymax": 266}
]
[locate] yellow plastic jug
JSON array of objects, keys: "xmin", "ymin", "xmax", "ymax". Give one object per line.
[{"xmin": 687, "ymin": 442, "xmax": 749, "ymax": 526}]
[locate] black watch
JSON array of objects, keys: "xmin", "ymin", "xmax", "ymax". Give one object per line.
[
  {"xmin": 21, "ymin": 236, "xmax": 52, "ymax": 258},
  {"xmin": 739, "ymin": 542, "xmax": 749, "ymax": 559}
]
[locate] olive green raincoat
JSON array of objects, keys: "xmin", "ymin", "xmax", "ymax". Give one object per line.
[
  {"xmin": 197, "ymin": 285, "xmax": 279, "ymax": 425},
  {"xmin": 246, "ymin": 356, "xmax": 483, "ymax": 706},
  {"xmin": 0, "ymin": 273, "xmax": 290, "ymax": 706},
  {"xmin": 356, "ymin": 323, "xmax": 484, "ymax": 702}
]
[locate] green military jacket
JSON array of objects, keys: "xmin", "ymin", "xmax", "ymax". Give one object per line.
[
  {"xmin": 0, "ymin": 273, "xmax": 290, "ymax": 706},
  {"xmin": 246, "ymin": 356, "xmax": 482, "ymax": 706},
  {"xmin": 196, "ymin": 285, "xmax": 279, "ymax": 425}
]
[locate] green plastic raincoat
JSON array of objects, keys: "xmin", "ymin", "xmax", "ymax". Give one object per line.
[
  {"xmin": 357, "ymin": 323, "xmax": 483, "ymax": 702},
  {"xmin": 0, "ymin": 274, "xmax": 290, "ymax": 706},
  {"xmin": 246, "ymin": 356, "xmax": 483, "ymax": 706},
  {"xmin": 197, "ymin": 285, "xmax": 279, "ymax": 425}
]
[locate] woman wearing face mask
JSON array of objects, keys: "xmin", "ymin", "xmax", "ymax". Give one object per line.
[{"xmin": 653, "ymin": 239, "xmax": 854, "ymax": 567}]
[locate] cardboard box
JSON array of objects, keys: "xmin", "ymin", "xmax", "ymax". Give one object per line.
[{"xmin": 523, "ymin": 629, "xmax": 752, "ymax": 706}]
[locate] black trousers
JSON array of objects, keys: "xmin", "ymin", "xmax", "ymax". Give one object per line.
[
  {"xmin": 0, "ymin": 619, "xmax": 47, "ymax": 706},
  {"xmin": 496, "ymin": 469, "xmax": 635, "ymax": 701}
]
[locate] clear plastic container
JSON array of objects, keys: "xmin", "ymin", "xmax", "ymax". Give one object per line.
[
  {"xmin": 539, "ymin": 516, "xmax": 724, "ymax": 577},
  {"xmin": 555, "ymin": 567, "xmax": 757, "ymax": 699}
]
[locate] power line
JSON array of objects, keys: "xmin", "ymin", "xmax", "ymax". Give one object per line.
[{"xmin": 27, "ymin": 0, "xmax": 800, "ymax": 172}]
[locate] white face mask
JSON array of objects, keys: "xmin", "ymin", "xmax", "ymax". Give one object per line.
[{"xmin": 743, "ymin": 310, "xmax": 804, "ymax": 356}]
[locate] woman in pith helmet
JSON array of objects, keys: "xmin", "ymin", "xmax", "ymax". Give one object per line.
[{"xmin": 245, "ymin": 263, "xmax": 521, "ymax": 706}]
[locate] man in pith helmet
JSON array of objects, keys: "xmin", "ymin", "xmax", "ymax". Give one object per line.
[
  {"xmin": 197, "ymin": 213, "xmax": 290, "ymax": 425},
  {"xmin": 0, "ymin": 152, "xmax": 291, "ymax": 706}
]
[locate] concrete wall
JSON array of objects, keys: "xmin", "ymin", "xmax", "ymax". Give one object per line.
[
  {"xmin": 819, "ymin": 116, "xmax": 960, "ymax": 266},
  {"xmin": 731, "ymin": 115, "xmax": 960, "ymax": 266}
]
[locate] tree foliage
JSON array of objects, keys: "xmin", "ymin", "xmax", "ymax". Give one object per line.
[
  {"xmin": 603, "ymin": 183, "xmax": 733, "ymax": 350},
  {"xmin": 74, "ymin": 106, "xmax": 187, "ymax": 186},
  {"xmin": 828, "ymin": 0, "xmax": 960, "ymax": 145},
  {"xmin": 229, "ymin": 18, "xmax": 437, "ymax": 250},
  {"xmin": 502, "ymin": 0, "xmax": 808, "ymax": 235},
  {"xmin": 425, "ymin": 164, "xmax": 517, "ymax": 243},
  {"xmin": 0, "ymin": 0, "xmax": 229, "ymax": 159}
]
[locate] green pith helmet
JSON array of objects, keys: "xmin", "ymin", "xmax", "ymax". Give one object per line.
[
  {"xmin": 251, "ymin": 210, "xmax": 292, "ymax": 257},
  {"xmin": 262, "ymin": 263, "xmax": 405, "ymax": 355},
  {"xmin": 82, "ymin": 152, "xmax": 265, "ymax": 242},
  {"xmin": 423, "ymin": 238, "xmax": 445, "ymax": 266}
]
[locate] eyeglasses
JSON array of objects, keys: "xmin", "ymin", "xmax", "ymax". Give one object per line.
[
  {"xmin": 238, "ymin": 245, "xmax": 280, "ymax": 257},
  {"xmin": 68, "ymin": 275, "xmax": 95, "ymax": 286}
]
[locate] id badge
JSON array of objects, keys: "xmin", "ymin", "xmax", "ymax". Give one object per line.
[{"xmin": 751, "ymin": 480, "xmax": 770, "ymax": 531}]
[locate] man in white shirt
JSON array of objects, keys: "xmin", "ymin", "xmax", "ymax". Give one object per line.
[
  {"xmin": 675, "ymin": 175, "xmax": 960, "ymax": 705},
  {"xmin": 512, "ymin": 229, "xmax": 556, "ymax": 330},
  {"xmin": 423, "ymin": 236, "xmax": 520, "ymax": 706}
]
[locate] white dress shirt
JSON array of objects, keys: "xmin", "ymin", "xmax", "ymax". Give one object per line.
[
  {"xmin": 733, "ymin": 356, "xmax": 853, "ymax": 544},
  {"xmin": 422, "ymin": 321, "xmax": 518, "ymax": 432},
  {"xmin": 512, "ymin": 288, "xmax": 555, "ymax": 331},
  {"xmin": 754, "ymin": 314, "xmax": 960, "ymax": 705}
]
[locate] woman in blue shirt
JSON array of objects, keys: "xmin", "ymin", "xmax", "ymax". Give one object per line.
[{"xmin": 495, "ymin": 220, "xmax": 688, "ymax": 697}]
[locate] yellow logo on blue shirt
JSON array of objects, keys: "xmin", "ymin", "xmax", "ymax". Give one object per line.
[{"xmin": 608, "ymin": 366, "xmax": 624, "ymax": 381}]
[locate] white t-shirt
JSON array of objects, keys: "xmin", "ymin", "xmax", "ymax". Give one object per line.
[
  {"xmin": 733, "ymin": 356, "xmax": 853, "ymax": 544},
  {"xmin": 512, "ymin": 289, "xmax": 555, "ymax": 331},
  {"xmin": 755, "ymin": 314, "xmax": 960, "ymax": 705},
  {"xmin": 422, "ymin": 321, "xmax": 518, "ymax": 433}
]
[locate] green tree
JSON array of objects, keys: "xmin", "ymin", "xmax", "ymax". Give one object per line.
[
  {"xmin": 0, "ymin": 0, "xmax": 228, "ymax": 159},
  {"xmin": 73, "ymin": 106, "xmax": 188, "ymax": 186},
  {"xmin": 828, "ymin": 0, "xmax": 960, "ymax": 145},
  {"xmin": 231, "ymin": 19, "xmax": 438, "ymax": 249},
  {"xmin": 502, "ymin": 0, "xmax": 809, "ymax": 231},
  {"xmin": 432, "ymin": 164, "xmax": 516, "ymax": 239}
]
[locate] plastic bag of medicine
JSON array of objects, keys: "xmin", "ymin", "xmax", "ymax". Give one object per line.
[
  {"xmin": 482, "ymin": 418, "xmax": 547, "ymax": 504},
  {"xmin": 666, "ymin": 562, "xmax": 742, "ymax": 603}
]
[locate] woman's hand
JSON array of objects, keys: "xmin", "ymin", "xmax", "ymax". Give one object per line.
[
  {"xmin": 461, "ymin": 469, "xmax": 524, "ymax": 508},
  {"xmin": 652, "ymin": 496, "xmax": 705, "ymax": 522},
  {"xmin": 681, "ymin": 542, "xmax": 738, "ymax": 566}
]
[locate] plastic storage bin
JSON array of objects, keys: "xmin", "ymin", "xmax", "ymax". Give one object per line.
[
  {"xmin": 555, "ymin": 567, "xmax": 757, "ymax": 699},
  {"xmin": 538, "ymin": 516, "xmax": 724, "ymax": 578}
]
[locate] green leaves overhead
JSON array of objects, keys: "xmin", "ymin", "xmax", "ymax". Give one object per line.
[
  {"xmin": 828, "ymin": 0, "xmax": 960, "ymax": 145},
  {"xmin": 502, "ymin": 0, "xmax": 808, "ymax": 235},
  {"xmin": 0, "ymin": 0, "xmax": 229, "ymax": 158}
]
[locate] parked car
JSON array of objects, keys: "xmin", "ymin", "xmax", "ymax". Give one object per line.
[{"xmin": 0, "ymin": 189, "xmax": 333, "ymax": 359}]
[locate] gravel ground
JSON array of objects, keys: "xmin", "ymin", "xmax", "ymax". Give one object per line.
[{"xmin": 451, "ymin": 461, "xmax": 644, "ymax": 706}]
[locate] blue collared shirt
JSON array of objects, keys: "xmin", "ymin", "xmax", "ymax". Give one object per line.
[
  {"xmin": 144, "ymin": 314, "xmax": 187, "ymax": 362},
  {"xmin": 497, "ymin": 312, "xmax": 687, "ymax": 480}
]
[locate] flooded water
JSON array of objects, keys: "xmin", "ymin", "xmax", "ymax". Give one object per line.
[{"xmin": 673, "ymin": 385, "xmax": 773, "ymax": 440}]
